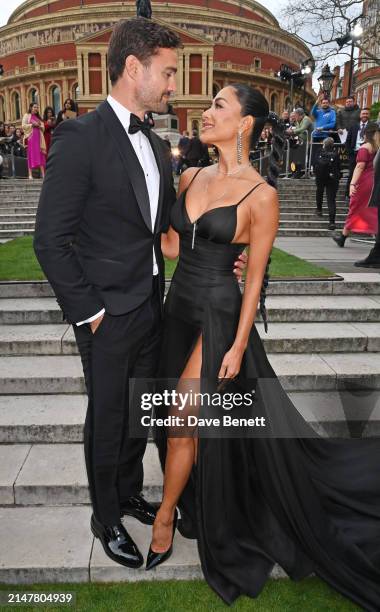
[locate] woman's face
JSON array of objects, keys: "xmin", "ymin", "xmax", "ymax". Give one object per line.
[
  {"xmin": 200, "ymin": 86, "xmax": 252, "ymax": 146},
  {"xmin": 64, "ymin": 100, "xmax": 71, "ymax": 110},
  {"xmin": 15, "ymin": 128, "xmax": 22, "ymax": 138},
  {"xmin": 47, "ymin": 109, "xmax": 53, "ymax": 118},
  {"xmin": 31, "ymin": 104, "xmax": 39, "ymax": 115}
]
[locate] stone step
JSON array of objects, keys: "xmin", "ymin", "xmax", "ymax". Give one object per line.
[
  {"xmin": 1, "ymin": 390, "xmax": 378, "ymax": 444},
  {"xmin": 277, "ymin": 228, "xmax": 340, "ymax": 237},
  {"xmin": 0, "ymin": 214, "xmax": 36, "ymax": 223},
  {"xmin": 1, "ymin": 352, "xmax": 380, "ymax": 395},
  {"xmin": 0, "ymin": 229, "xmax": 34, "ymax": 238},
  {"xmin": 2, "ymin": 274, "xmax": 380, "ymax": 300},
  {"xmin": 0, "ymin": 222, "xmax": 35, "ymax": 230},
  {"xmin": 280, "ymin": 213, "xmax": 347, "ymax": 220},
  {"xmin": 279, "ymin": 206, "xmax": 348, "ymax": 213},
  {"xmin": 0, "ymin": 442, "xmax": 163, "ymax": 506},
  {"xmin": 0, "ymin": 505, "xmax": 214, "ymax": 583},
  {"xmin": 1, "ymin": 322, "xmax": 380, "ymax": 355},
  {"xmin": 0, "ymin": 394, "xmax": 86, "ymax": 443},
  {"xmin": 279, "ymin": 221, "xmax": 345, "ymax": 229},
  {"xmin": 3, "ymin": 295, "xmax": 380, "ymax": 325},
  {"xmin": 0, "ymin": 207, "xmax": 38, "ymax": 215}
]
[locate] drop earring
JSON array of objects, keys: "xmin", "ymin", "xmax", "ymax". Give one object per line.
[{"xmin": 237, "ymin": 130, "xmax": 242, "ymax": 164}]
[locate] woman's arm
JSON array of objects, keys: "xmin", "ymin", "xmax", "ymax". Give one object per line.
[
  {"xmin": 161, "ymin": 167, "xmax": 199, "ymax": 260},
  {"xmin": 350, "ymin": 145, "xmax": 370, "ymax": 195},
  {"xmin": 218, "ymin": 185, "xmax": 279, "ymax": 380}
]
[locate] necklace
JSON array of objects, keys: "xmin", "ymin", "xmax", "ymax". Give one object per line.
[{"xmin": 191, "ymin": 163, "xmax": 251, "ymax": 250}]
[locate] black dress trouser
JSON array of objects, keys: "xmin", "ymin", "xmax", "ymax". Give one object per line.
[
  {"xmin": 316, "ymin": 177, "xmax": 339, "ymax": 222},
  {"xmin": 73, "ymin": 276, "xmax": 162, "ymax": 525}
]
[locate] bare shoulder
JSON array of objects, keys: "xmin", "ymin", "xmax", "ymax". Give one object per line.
[
  {"xmin": 178, "ymin": 167, "xmax": 202, "ymax": 192},
  {"xmin": 248, "ymin": 181, "xmax": 279, "ymax": 217}
]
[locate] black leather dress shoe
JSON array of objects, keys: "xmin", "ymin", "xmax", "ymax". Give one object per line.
[
  {"xmin": 90, "ymin": 514, "xmax": 143, "ymax": 568},
  {"xmin": 146, "ymin": 509, "xmax": 178, "ymax": 571},
  {"xmin": 120, "ymin": 494, "xmax": 157, "ymax": 525}
]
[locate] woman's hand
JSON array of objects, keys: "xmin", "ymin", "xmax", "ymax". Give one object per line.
[
  {"xmin": 218, "ymin": 344, "xmax": 244, "ymax": 381},
  {"xmin": 349, "ymin": 183, "xmax": 357, "ymax": 196}
]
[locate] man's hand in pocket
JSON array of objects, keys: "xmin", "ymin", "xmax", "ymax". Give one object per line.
[{"xmin": 90, "ymin": 313, "xmax": 105, "ymax": 334}]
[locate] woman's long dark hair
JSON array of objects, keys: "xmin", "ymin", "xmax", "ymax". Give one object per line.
[
  {"xmin": 231, "ymin": 83, "xmax": 285, "ymax": 333},
  {"xmin": 28, "ymin": 102, "xmax": 43, "ymax": 121},
  {"xmin": 43, "ymin": 106, "xmax": 55, "ymax": 121}
]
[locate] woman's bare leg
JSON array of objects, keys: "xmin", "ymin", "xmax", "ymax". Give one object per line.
[
  {"xmin": 151, "ymin": 335, "xmax": 202, "ymax": 553},
  {"xmin": 40, "ymin": 166, "xmax": 45, "ymax": 179}
]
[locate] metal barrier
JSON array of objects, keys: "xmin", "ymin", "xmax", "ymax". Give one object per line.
[{"xmin": 307, "ymin": 132, "xmax": 349, "ymax": 176}]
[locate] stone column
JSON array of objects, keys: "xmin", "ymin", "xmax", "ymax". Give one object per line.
[
  {"xmin": 77, "ymin": 53, "xmax": 84, "ymax": 99},
  {"xmin": 177, "ymin": 52, "xmax": 184, "ymax": 96},
  {"xmin": 83, "ymin": 53, "xmax": 89, "ymax": 97},
  {"xmin": 101, "ymin": 52, "xmax": 107, "ymax": 96},
  {"xmin": 202, "ymin": 53, "xmax": 207, "ymax": 96},
  {"xmin": 62, "ymin": 77, "xmax": 69, "ymax": 101},
  {"xmin": 208, "ymin": 55, "xmax": 213, "ymax": 96},
  {"xmin": 20, "ymin": 84, "xmax": 27, "ymax": 117},
  {"xmin": 39, "ymin": 79, "xmax": 46, "ymax": 110},
  {"xmin": 184, "ymin": 53, "xmax": 190, "ymax": 96},
  {"xmin": 4, "ymin": 88, "xmax": 11, "ymax": 121}
]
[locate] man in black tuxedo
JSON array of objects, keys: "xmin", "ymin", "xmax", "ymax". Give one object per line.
[
  {"xmin": 33, "ymin": 18, "xmax": 182, "ymax": 568},
  {"xmin": 345, "ymin": 107, "xmax": 370, "ymax": 200}
]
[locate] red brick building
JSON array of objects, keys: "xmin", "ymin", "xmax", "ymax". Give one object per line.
[
  {"xmin": 0, "ymin": 0, "xmax": 314, "ymax": 131},
  {"xmin": 331, "ymin": 0, "xmax": 379, "ymax": 109}
]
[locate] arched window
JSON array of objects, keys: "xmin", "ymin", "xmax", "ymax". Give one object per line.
[
  {"xmin": 12, "ymin": 92, "xmax": 21, "ymax": 120},
  {"xmin": 51, "ymin": 85, "xmax": 61, "ymax": 114},
  {"xmin": 29, "ymin": 87, "xmax": 39, "ymax": 105},
  {"xmin": 72, "ymin": 82, "xmax": 79, "ymax": 100},
  {"xmin": 284, "ymin": 97, "xmax": 291, "ymax": 110},
  {"xmin": 0, "ymin": 96, "xmax": 5, "ymax": 122},
  {"xmin": 270, "ymin": 93, "xmax": 278, "ymax": 113},
  {"xmin": 191, "ymin": 119, "xmax": 199, "ymax": 133}
]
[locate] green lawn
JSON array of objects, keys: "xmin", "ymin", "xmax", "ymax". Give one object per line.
[
  {"xmin": 0, "ymin": 578, "xmax": 359, "ymax": 611},
  {"xmin": 0, "ymin": 236, "xmax": 333, "ymax": 281}
]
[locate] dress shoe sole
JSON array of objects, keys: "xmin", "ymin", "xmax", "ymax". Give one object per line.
[
  {"xmin": 354, "ymin": 261, "xmax": 380, "ymax": 268},
  {"xmin": 90, "ymin": 522, "xmax": 144, "ymax": 569}
]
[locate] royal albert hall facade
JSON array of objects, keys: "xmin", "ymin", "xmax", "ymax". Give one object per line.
[{"xmin": 0, "ymin": 0, "xmax": 314, "ymax": 132}]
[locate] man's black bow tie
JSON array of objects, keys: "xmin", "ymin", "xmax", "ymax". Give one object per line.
[{"xmin": 128, "ymin": 113, "xmax": 154, "ymax": 137}]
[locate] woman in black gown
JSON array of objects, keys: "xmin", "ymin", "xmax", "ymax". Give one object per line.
[{"xmin": 146, "ymin": 84, "xmax": 380, "ymax": 610}]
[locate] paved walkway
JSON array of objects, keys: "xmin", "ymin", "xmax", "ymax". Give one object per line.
[{"xmin": 275, "ymin": 236, "xmax": 375, "ymax": 274}]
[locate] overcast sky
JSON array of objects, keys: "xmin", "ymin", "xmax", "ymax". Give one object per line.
[{"xmin": 0, "ymin": 0, "xmax": 284, "ymax": 27}]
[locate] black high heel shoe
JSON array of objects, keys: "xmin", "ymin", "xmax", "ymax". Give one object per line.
[
  {"xmin": 332, "ymin": 232, "xmax": 347, "ymax": 247},
  {"xmin": 146, "ymin": 509, "xmax": 178, "ymax": 571}
]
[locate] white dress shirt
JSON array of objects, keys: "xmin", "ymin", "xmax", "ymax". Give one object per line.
[
  {"xmin": 76, "ymin": 94, "xmax": 160, "ymax": 326},
  {"xmin": 355, "ymin": 122, "xmax": 367, "ymax": 151}
]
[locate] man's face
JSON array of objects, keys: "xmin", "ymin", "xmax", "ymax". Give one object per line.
[
  {"xmin": 360, "ymin": 109, "xmax": 370, "ymax": 122},
  {"xmin": 321, "ymin": 99, "xmax": 330, "ymax": 110},
  {"xmin": 282, "ymin": 111, "xmax": 289, "ymax": 121},
  {"xmin": 345, "ymin": 98, "xmax": 354, "ymax": 109},
  {"xmin": 137, "ymin": 48, "xmax": 178, "ymax": 113}
]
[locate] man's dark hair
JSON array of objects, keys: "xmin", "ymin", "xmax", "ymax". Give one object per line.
[{"xmin": 108, "ymin": 17, "xmax": 182, "ymax": 85}]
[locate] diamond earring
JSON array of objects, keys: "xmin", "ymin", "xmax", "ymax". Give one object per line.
[{"xmin": 237, "ymin": 131, "xmax": 242, "ymax": 164}]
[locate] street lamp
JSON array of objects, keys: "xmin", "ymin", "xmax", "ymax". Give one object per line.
[
  {"xmin": 335, "ymin": 19, "xmax": 363, "ymax": 96},
  {"xmin": 317, "ymin": 64, "xmax": 336, "ymax": 98}
]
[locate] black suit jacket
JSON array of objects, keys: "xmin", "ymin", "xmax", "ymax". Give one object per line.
[
  {"xmin": 34, "ymin": 100, "xmax": 176, "ymax": 324},
  {"xmin": 345, "ymin": 122, "xmax": 368, "ymax": 158}
]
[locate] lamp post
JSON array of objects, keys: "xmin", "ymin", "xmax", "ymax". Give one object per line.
[
  {"xmin": 317, "ymin": 64, "xmax": 336, "ymax": 98},
  {"xmin": 277, "ymin": 59, "xmax": 314, "ymax": 110},
  {"xmin": 335, "ymin": 20, "xmax": 363, "ymax": 97}
]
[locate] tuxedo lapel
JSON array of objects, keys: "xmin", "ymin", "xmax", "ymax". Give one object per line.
[
  {"xmin": 96, "ymin": 101, "xmax": 152, "ymax": 232},
  {"xmin": 148, "ymin": 131, "xmax": 165, "ymax": 234}
]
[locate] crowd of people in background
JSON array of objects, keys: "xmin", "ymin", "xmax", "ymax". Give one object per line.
[{"xmin": 0, "ymin": 98, "xmax": 78, "ymax": 179}]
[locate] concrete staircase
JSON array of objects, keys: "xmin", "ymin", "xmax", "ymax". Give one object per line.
[
  {"xmin": 277, "ymin": 179, "xmax": 347, "ymax": 237},
  {"xmin": 0, "ymin": 178, "xmax": 347, "ymax": 239},
  {"xmin": 0, "ymin": 179, "xmax": 42, "ymax": 240},
  {"xmin": 0, "ymin": 274, "xmax": 380, "ymax": 583}
]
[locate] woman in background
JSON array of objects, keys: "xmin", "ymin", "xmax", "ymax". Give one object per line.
[
  {"xmin": 43, "ymin": 106, "xmax": 56, "ymax": 155},
  {"xmin": 22, "ymin": 102, "xmax": 46, "ymax": 179},
  {"xmin": 56, "ymin": 98, "xmax": 77, "ymax": 126},
  {"xmin": 333, "ymin": 122, "xmax": 379, "ymax": 246}
]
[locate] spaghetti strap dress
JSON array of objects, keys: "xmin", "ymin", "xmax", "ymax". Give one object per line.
[{"xmin": 153, "ymin": 168, "xmax": 380, "ymax": 610}]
